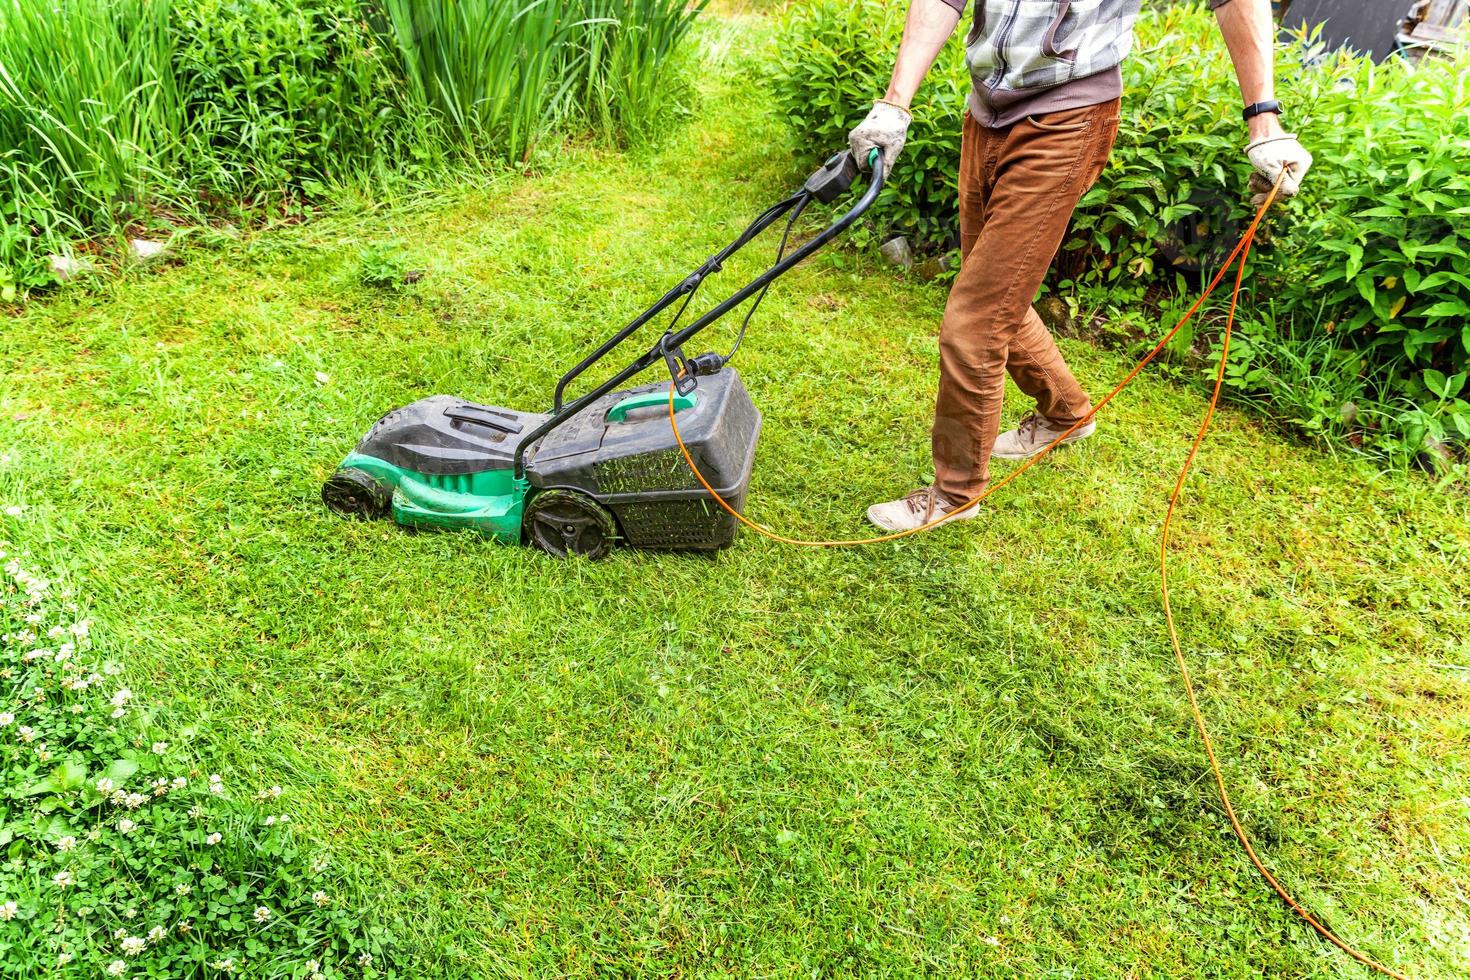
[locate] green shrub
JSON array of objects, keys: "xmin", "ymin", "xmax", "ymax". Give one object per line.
[
  {"xmin": 772, "ymin": 0, "xmax": 966, "ymax": 249},
  {"xmin": 0, "ymin": 549, "xmax": 393, "ymax": 977},
  {"xmin": 172, "ymin": 0, "xmax": 404, "ymax": 196},
  {"xmin": 769, "ymin": 0, "xmax": 1470, "ymax": 465}
]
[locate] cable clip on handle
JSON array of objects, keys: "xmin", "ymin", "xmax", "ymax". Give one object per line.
[{"xmin": 660, "ymin": 332, "xmax": 698, "ymax": 396}]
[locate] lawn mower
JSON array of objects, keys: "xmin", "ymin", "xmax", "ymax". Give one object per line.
[{"xmin": 321, "ymin": 147, "xmax": 885, "ymax": 558}]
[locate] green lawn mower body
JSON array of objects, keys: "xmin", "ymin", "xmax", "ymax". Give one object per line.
[
  {"xmin": 321, "ymin": 147, "xmax": 884, "ymax": 558},
  {"xmin": 323, "ymin": 372, "xmax": 760, "ymax": 557}
]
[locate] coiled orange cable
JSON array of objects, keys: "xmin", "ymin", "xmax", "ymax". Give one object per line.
[{"xmin": 668, "ymin": 171, "xmax": 1412, "ymax": 979}]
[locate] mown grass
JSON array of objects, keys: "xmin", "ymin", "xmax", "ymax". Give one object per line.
[{"xmin": 2, "ymin": 18, "xmax": 1468, "ymax": 978}]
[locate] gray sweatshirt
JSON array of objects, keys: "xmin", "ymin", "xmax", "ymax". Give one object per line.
[{"xmin": 938, "ymin": 0, "xmax": 1233, "ymax": 127}]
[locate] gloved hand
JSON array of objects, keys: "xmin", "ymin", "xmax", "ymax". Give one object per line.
[
  {"xmin": 848, "ymin": 100, "xmax": 911, "ymax": 172},
  {"xmin": 1246, "ymin": 134, "xmax": 1312, "ymax": 206}
]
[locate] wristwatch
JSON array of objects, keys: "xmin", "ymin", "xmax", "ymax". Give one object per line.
[{"xmin": 1242, "ymin": 100, "xmax": 1282, "ymax": 122}]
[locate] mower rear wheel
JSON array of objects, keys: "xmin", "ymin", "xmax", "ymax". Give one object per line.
[
  {"xmin": 525, "ymin": 489, "xmax": 616, "ymax": 560},
  {"xmin": 322, "ymin": 468, "xmax": 392, "ymax": 521}
]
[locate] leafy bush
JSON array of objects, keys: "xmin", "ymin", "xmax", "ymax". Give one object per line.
[
  {"xmin": 769, "ymin": 0, "xmax": 1470, "ymax": 465},
  {"xmin": 172, "ymin": 0, "xmax": 404, "ymax": 196},
  {"xmin": 0, "ymin": 548, "xmax": 392, "ymax": 977},
  {"xmin": 773, "ymin": 0, "xmax": 966, "ymax": 249}
]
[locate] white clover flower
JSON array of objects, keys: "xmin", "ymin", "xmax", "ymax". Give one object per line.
[
  {"xmin": 96, "ymin": 777, "xmax": 115, "ymax": 794},
  {"xmin": 310, "ymin": 854, "xmax": 329, "ymax": 873},
  {"xmin": 0, "ymin": 712, "xmax": 12, "ymax": 726},
  {"xmin": 51, "ymin": 870, "xmax": 74, "ymax": 888},
  {"xmin": 212, "ymin": 957, "xmax": 235, "ymax": 972},
  {"xmin": 205, "ymin": 832, "xmax": 222, "ymax": 845},
  {"xmin": 16, "ymin": 725, "xmax": 34, "ymax": 742},
  {"xmin": 69, "ymin": 704, "xmax": 84, "ymax": 714},
  {"xmin": 175, "ymin": 882, "xmax": 191, "ymax": 896},
  {"xmin": 117, "ymin": 819, "xmax": 136, "ymax": 835},
  {"xmin": 151, "ymin": 741, "xmax": 167, "ymax": 754},
  {"xmin": 304, "ymin": 961, "xmax": 319, "ymax": 973},
  {"xmin": 123, "ymin": 792, "xmax": 147, "ymax": 809},
  {"xmin": 57, "ymin": 952, "xmax": 72, "ymax": 965},
  {"xmin": 253, "ymin": 906, "xmax": 271, "ymax": 923},
  {"xmin": 178, "ymin": 919, "xmax": 191, "ymax": 934},
  {"xmin": 122, "ymin": 907, "xmax": 136, "ymax": 920},
  {"xmin": 187, "ymin": 805, "xmax": 203, "ymax": 819},
  {"xmin": 208, "ymin": 774, "xmax": 224, "ymax": 795},
  {"xmin": 55, "ymin": 835, "xmax": 76, "ymax": 853},
  {"xmin": 71, "ymin": 619, "xmax": 89, "ymax": 637},
  {"xmin": 47, "ymin": 625, "xmax": 65, "ymax": 639},
  {"xmin": 264, "ymin": 815, "xmax": 276, "ymax": 826},
  {"xmin": 152, "ymin": 778, "xmax": 169, "ymax": 796},
  {"xmin": 104, "ymin": 662, "xmax": 122, "ymax": 676},
  {"xmin": 312, "ymin": 891, "xmax": 330, "ymax": 907},
  {"xmin": 147, "ymin": 925, "xmax": 165, "ymax": 943},
  {"xmin": 171, "ymin": 777, "xmax": 187, "ymax": 790},
  {"xmin": 111, "ymin": 706, "xmax": 126, "ymax": 719},
  {"xmin": 0, "ymin": 900, "xmax": 16, "ymax": 920},
  {"xmin": 110, "ymin": 689, "xmax": 132, "ymax": 708},
  {"xmin": 358, "ymin": 953, "xmax": 373, "ymax": 967},
  {"xmin": 3, "ymin": 505, "xmax": 23, "ymax": 517},
  {"xmin": 121, "ymin": 936, "xmax": 146, "ymax": 956},
  {"xmin": 107, "ymin": 959, "xmax": 126, "ymax": 976}
]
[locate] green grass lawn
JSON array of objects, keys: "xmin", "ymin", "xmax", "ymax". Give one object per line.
[{"xmin": 3, "ymin": 21, "xmax": 1469, "ymax": 979}]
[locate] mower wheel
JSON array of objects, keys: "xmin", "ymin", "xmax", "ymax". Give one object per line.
[
  {"xmin": 524, "ymin": 489, "xmax": 616, "ymax": 560},
  {"xmin": 321, "ymin": 468, "xmax": 392, "ymax": 521}
]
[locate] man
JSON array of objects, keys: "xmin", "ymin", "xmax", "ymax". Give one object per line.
[{"xmin": 853, "ymin": 0, "xmax": 1312, "ymax": 532}]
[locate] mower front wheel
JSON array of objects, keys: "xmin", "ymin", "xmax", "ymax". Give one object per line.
[
  {"xmin": 524, "ymin": 489, "xmax": 616, "ymax": 560},
  {"xmin": 322, "ymin": 468, "xmax": 392, "ymax": 521}
]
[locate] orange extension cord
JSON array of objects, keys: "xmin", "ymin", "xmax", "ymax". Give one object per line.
[{"xmin": 668, "ymin": 171, "xmax": 1411, "ymax": 979}]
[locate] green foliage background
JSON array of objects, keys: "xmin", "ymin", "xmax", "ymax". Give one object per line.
[
  {"xmin": 0, "ymin": 0, "xmax": 704, "ymax": 302},
  {"xmin": 770, "ymin": 0, "xmax": 1470, "ymax": 464}
]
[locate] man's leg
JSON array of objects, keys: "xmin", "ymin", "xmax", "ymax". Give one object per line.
[
  {"xmin": 866, "ymin": 112, "xmax": 996, "ymax": 532},
  {"xmin": 1006, "ymin": 305, "xmax": 1091, "ymax": 425},
  {"xmin": 931, "ymin": 99, "xmax": 1121, "ymax": 503}
]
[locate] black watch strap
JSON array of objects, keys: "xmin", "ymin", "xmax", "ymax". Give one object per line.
[{"xmin": 1242, "ymin": 100, "xmax": 1282, "ymax": 122}]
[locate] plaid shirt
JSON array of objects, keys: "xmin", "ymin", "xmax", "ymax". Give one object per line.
[{"xmin": 938, "ymin": 0, "xmax": 1233, "ymax": 124}]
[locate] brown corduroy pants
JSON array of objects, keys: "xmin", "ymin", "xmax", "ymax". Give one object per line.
[{"xmin": 932, "ymin": 98, "xmax": 1121, "ymax": 502}]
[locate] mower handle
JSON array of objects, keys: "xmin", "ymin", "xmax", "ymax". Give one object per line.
[{"xmin": 516, "ymin": 147, "xmax": 885, "ymax": 479}]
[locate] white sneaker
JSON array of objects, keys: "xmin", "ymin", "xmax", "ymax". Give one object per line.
[
  {"xmin": 991, "ymin": 410, "xmax": 1096, "ymax": 460},
  {"xmin": 866, "ymin": 486, "xmax": 980, "ymax": 532}
]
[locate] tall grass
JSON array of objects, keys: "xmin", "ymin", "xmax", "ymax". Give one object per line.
[
  {"xmin": 0, "ymin": 0, "xmax": 179, "ymax": 235},
  {"xmin": 0, "ymin": 0, "xmax": 706, "ymax": 300},
  {"xmin": 575, "ymin": 0, "xmax": 710, "ymax": 145},
  {"xmin": 376, "ymin": 0, "xmax": 706, "ymax": 160},
  {"xmin": 377, "ymin": 0, "xmax": 571, "ymax": 165}
]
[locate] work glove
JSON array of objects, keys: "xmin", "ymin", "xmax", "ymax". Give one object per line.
[
  {"xmin": 848, "ymin": 100, "xmax": 911, "ymax": 172},
  {"xmin": 1245, "ymin": 134, "xmax": 1312, "ymax": 206}
]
